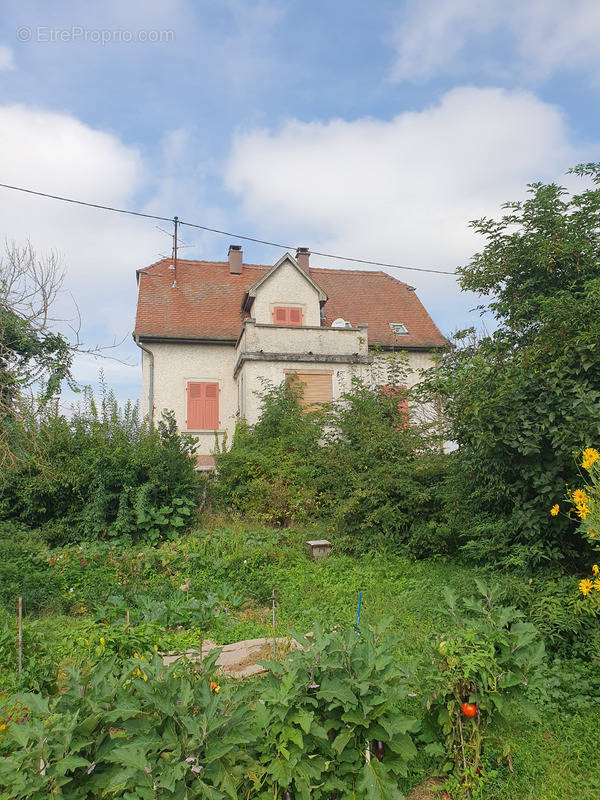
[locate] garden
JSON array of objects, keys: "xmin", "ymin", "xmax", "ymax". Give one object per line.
[{"xmin": 1, "ymin": 168, "xmax": 600, "ymax": 799}]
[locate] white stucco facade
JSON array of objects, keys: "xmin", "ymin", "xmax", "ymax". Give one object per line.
[
  {"xmin": 140, "ymin": 341, "xmax": 237, "ymax": 451},
  {"xmin": 249, "ymin": 258, "xmax": 326, "ymax": 327}
]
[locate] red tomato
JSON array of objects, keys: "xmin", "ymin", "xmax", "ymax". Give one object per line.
[{"xmin": 461, "ymin": 702, "xmax": 478, "ymax": 717}]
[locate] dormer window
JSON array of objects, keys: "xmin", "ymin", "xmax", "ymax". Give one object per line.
[
  {"xmin": 389, "ymin": 322, "xmax": 408, "ymax": 335},
  {"xmin": 273, "ymin": 307, "xmax": 303, "ymax": 326}
]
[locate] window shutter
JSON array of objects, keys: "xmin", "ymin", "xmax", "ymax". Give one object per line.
[
  {"xmin": 286, "ymin": 371, "xmax": 332, "ymax": 410},
  {"xmin": 273, "ymin": 307, "xmax": 303, "ymax": 326},
  {"xmin": 187, "ymin": 382, "xmax": 219, "ymax": 430},
  {"xmin": 288, "ymin": 308, "xmax": 302, "ymax": 326},
  {"xmin": 381, "ymin": 385, "xmax": 408, "ymax": 425}
]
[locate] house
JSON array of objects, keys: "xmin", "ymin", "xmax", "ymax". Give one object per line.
[{"xmin": 133, "ymin": 246, "xmax": 447, "ymax": 467}]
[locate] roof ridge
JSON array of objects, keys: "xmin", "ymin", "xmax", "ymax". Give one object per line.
[
  {"xmin": 144, "ymin": 258, "xmax": 269, "ymax": 269},
  {"xmin": 142, "ymin": 257, "xmax": 408, "ymax": 284}
]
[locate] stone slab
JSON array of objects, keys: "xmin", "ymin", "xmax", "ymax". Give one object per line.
[{"xmin": 161, "ymin": 636, "xmax": 303, "ymax": 678}]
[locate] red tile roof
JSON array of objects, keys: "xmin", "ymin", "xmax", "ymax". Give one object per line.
[{"xmin": 134, "ymin": 258, "xmax": 447, "ymax": 349}]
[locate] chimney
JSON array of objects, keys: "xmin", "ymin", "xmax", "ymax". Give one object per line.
[
  {"xmin": 296, "ymin": 246, "xmax": 310, "ymax": 272},
  {"xmin": 228, "ymin": 244, "xmax": 243, "ymax": 274}
]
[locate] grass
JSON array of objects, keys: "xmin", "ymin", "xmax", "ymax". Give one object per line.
[{"xmin": 2, "ymin": 515, "xmax": 599, "ymax": 798}]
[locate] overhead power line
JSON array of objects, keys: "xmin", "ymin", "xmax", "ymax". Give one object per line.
[{"xmin": 0, "ymin": 181, "xmax": 457, "ymax": 276}]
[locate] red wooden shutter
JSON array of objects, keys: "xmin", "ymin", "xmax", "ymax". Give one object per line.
[
  {"xmin": 381, "ymin": 385, "xmax": 408, "ymax": 424},
  {"xmin": 273, "ymin": 307, "xmax": 303, "ymax": 326},
  {"xmin": 187, "ymin": 382, "xmax": 219, "ymax": 430},
  {"xmin": 288, "ymin": 308, "xmax": 302, "ymax": 326}
]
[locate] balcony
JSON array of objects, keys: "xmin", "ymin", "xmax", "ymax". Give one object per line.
[{"xmin": 233, "ymin": 319, "xmax": 371, "ymax": 376}]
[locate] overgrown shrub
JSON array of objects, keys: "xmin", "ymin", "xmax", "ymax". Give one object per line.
[
  {"xmin": 0, "ymin": 387, "xmax": 199, "ymax": 545},
  {"xmin": 215, "ymin": 371, "xmax": 449, "ymax": 554},
  {"xmin": 0, "ymin": 522, "xmax": 62, "ymax": 613},
  {"xmin": 315, "ymin": 379, "xmax": 449, "ymax": 555},
  {"xmin": 215, "ymin": 378, "xmax": 323, "ymax": 525}
]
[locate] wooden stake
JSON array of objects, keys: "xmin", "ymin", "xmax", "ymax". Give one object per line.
[
  {"xmin": 17, "ymin": 596, "xmax": 23, "ymax": 673},
  {"xmin": 271, "ymin": 589, "xmax": 276, "ymax": 658}
]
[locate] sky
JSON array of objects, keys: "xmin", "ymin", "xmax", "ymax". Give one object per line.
[{"xmin": 1, "ymin": 0, "xmax": 600, "ymax": 406}]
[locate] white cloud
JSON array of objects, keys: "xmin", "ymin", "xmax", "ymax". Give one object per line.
[
  {"xmin": 0, "ymin": 45, "xmax": 15, "ymax": 71},
  {"xmin": 0, "ymin": 105, "xmax": 171, "ymax": 400},
  {"xmin": 225, "ymin": 87, "xmax": 596, "ymax": 331},
  {"xmin": 0, "ymin": 104, "xmax": 157, "ymax": 332},
  {"xmin": 389, "ymin": 0, "xmax": 600, "ymax": 83},
  {"xmin": 0, "ymin": 105, "xmax": 232, "ymax": 402}
]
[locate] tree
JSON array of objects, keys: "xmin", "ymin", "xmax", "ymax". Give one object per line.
[
  {"xmin": 0, "ymin": 240, "xmax": 119, "ymax": 470},
  {"xmin": 423, "ymin": 164, "xmax": 600, "ymax": 567},
  {"xmin": 0, "ymin": 241, "xmax": 75, "ymax": 412}
]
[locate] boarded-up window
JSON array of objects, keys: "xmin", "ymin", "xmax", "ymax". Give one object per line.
[
  {"xmin": 273, "ymin": 306, "xmax": 303, "ymax": 326},
  {"xmin": 187, "ymin": 381, "xmax": 219, "ymax": 430},
  {"xmin": 286, "ymin": 370, "xmax": 333, "ymax": 410}
]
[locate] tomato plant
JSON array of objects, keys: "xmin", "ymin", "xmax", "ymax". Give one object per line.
[{"xmin": 419, "ymin": 581, "xmax": 546, "ymax": 799}]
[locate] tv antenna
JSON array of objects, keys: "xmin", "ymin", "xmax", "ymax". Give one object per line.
[{"xmin": 156, "ymin": 216, "xmax": 193, "ymax": 288}]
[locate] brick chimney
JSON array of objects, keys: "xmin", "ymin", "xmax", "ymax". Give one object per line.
[
  {"xmin": 228, "ymin": 244, "xmax": 243, "ymax": 274},
  {"xmin": 296, "ymin": 247, "xmax": 310, "ymax": 272}
]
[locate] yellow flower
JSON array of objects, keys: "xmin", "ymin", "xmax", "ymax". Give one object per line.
[
  {"xmin": 572, "ymin": 489, "xmax": 589, "ymax": 506},
  {"xmin": 594, "ymin": 579, "xmax": 600, "ymax": 592},
  {"xmin": 593, "ymin": 565, "xmax": 599, "ymax": 576},
  {"xmin": 579, "ymin": 579, "xmax": 593, "ymax": 596},
  {"xmin": 582, "ymin": 448, "xmax": 600, "ymax": 470},
  {"xmin": 576, "ymin": 504, "xmax": 590, "ymax": 520},
  {"xmin": 100, "ymin": 637, "xmax": 105, "ymax": 646},
  {"xmin": 550, "ymin": 504, "xmax": 560, "ymax": 517},
  {"xmin": 0, "ymin": 724, "xmax": 6, "ymax": 731},
  {"xmin": 142, "ymin": 672, "xmax": 148, "ymax": 681}
]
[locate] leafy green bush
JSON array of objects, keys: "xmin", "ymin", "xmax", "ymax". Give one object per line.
[
  {"xmin": 0, "ymin": 387, "xmax": 199, "ymax": 545},
  {"xmin": 255, "ymin": 621, "xmax": 420, "ymax": 799},
  {"xmin": 495, "ymin": 572, "xmax": 600, "ymax": 655},
  {"xmin": 0, "ymin": 652, "xmax": 255, "ymax": 799},
  {"xmin": 316, "ymin": 379, "xmax": 448, "ymax": 555},
  {"xmin": 215, "ymin": 378, "xmax": 323, "ymax": 525},
  {"xmin": 216, "ymin": 371, "xmax": 449, "ymax": 554},
  {"xmin": 0, "ymin": 616, "xmax": 61, "ymax": 694},
  {"xmin": 0, "ymin": 521, "xmax": 62, "ymax": 613}
]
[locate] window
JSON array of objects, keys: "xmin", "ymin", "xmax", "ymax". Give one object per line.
[
  {"xmin": 273, "ymin": 306, "xmax": 303, "ymax": 326},
  {"xmin": 286, "ymin": 370, "xmax": 332, "ymax": 410},
  {"xmin": 389, "ymin": 322, "xmax": 408, "ymax": 335},
  {"xmin": 187, "ymin": 381, "xmax": 219, "ymax": 430}
]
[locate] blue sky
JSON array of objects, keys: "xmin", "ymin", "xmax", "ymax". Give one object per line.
[{"xmin": 1, "ymin": 0, "xmax": 600, "ymax": 405}]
